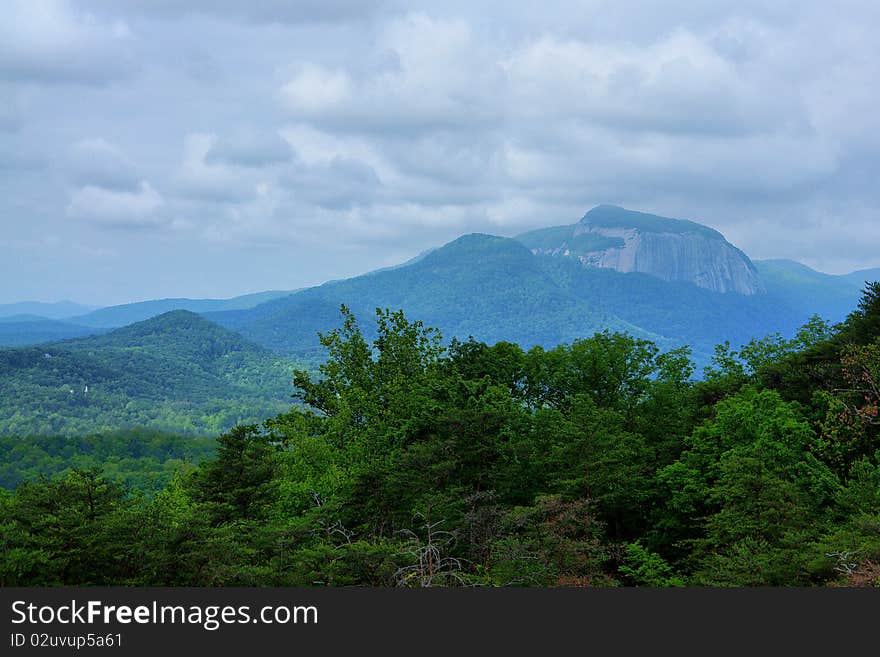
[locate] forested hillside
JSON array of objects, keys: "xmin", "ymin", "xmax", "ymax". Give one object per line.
[
  {"xmin": 0, "ymin": 318, "xmax": 106, "ymax": 347},
  {"xmin": 0, "ymin": 300, "xmax": 96, "ymax": 320},
  {"xmin": 0, "ymin": 291, "xmax": 295, "ymax": 347},
  {"xmin": 207, "ymin": 234, "xmax": 651, "ymax": 364},
  {"xmin": 0, "ymin": 430, "xmax": 215, "ymax": 491},
  {"xmin": 755, "ymin": 259, "xmax": 865, "ymax": 322},
  {"xmin": 2, "ymin": 285, "xmax": 878, "ymax": 587},
  {"xmin": 206, "ymin": 232, "xmax": 812, "ymax": 367},
  {"xmin": 3, "ymin": 210, "xmax": 875, "ymax": 378},
  {"xmin": 69, "ymin": 290, "xmax": 294, "ymax": 329},
  {"xmin": 0, "ymin": 311, "xmax": 296, "ymax": 436}
]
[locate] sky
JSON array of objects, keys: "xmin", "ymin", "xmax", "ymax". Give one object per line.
[{"xmin": 1, "ymin": 0, "xmax": 879, "ymax": 305}]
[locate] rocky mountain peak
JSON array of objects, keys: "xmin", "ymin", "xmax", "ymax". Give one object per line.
[{"xmin": 517, "ymin": 205, "xmax": 765, "ymax": 295}]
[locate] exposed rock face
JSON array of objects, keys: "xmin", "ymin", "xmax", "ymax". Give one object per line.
[{"xmin": 516, "ymin": 205, "xmax": 765, "ymax": 295}]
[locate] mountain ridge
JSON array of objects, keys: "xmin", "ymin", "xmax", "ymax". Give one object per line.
[
  {"xmin": 205, "ymin": 232, "xmax": 659, "ymax": 362},
  {"xmin": 0, "ymin": 300, "xmax": 97, "ymax": 320},
  {"xmin": 3, "ymin": 206, "xmax": 878, "ymax": 372},
  {"xmin": 2, "ymin": 205, "xmax": 878, "ymax": 435},
  {"xmin": 516, "ymin": 205, "xmax": 764, "ymax": 295},
  {"xmin": 70, "ymin": 290, "xmax": 295, "ymax": 328},
  {"xmin": 0, "ymin": 311, "xmax": 295, "ymax": 436}
]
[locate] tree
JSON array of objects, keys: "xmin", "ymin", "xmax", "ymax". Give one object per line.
[
  {"xmin": 188, "ymin": 424, "xmax": 279, "ymax": 524},
  {"xmin": 672, "ymin": 388, "xmax": 839, "ymax": 585}
]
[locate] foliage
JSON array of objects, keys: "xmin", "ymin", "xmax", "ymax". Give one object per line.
[
  {"xmin": 203, "ymin": 231, "xmax": 843, "ymax": 372},
  {"xmin": 0, "ymin": 430, "xmax": 214, "ymax": 491},
  {"xmin": 2, "ymin": 283, "xmax": 880, "ymax": 586},
  {"xmin": 0, "ymin": 311, "xmax": 296, "ymax": 436}
]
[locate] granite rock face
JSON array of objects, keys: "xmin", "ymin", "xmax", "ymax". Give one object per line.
[{"xmin": 516, "ymin": 205, "xmax": 765, "ymax": 296}]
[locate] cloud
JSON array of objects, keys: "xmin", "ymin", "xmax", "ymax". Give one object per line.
[
  {"xmin": 278, "ymin": 14, "xmax": 502, "ymax": 132},
  {"xmin": 173, "ymin": 133, "xmax": 260, "ymax": 202},
  {"xmin": 4, "ymin": 1, "xmax": 880, "ymax": 305},
  {"xmin": 67, "ymin": 181, "xmax": 164, "ymax": 227},
  {"xmin": 66, "ymin": 138, "xmax": 141, "ymax": 191},
  {"xmin": 204, "ymin": 130, "xmax": 294, "ymax": 168},
  {"xmin": 268, "ymin": 8, "xmax": 871, "ymax": 231},
  {"xmin": 267, "ymin": 9, "xmax": 843, "ymax": 228},
  {"xmin": 280, "ymin": 156, "xmax": 383, "ymax": 209},
  {"xmin": 276, "ymin": 13, "xmax": 807, "ymax": 140},
  {"xmin": 80, "ymin": 0, "xmax": 390, "ymax": 24},
  {"xmin": 279, "ymin": 65, "xmax": 353, "ymax": 116},
  {"xmin": 502, "ymin": 29, "xmax": 805, "ymax": 137},
  {"xmin": 0, "ymin": 0, "xmax": 134, "ymax": 84}
]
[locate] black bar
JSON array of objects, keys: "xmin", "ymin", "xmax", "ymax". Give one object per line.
[{"xmin": 2, "ymin": 587, "xmax": 877, "ymax": 654}]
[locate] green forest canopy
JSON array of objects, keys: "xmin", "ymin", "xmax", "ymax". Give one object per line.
[
  {"xmin": 0, "ymin": 310, "xmax": 295, "ymax": 437},
  {"xmin": 2, "ymin": 284, "xmax": 879, "ymax": 587}
]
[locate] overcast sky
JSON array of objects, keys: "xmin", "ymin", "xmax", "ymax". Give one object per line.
[{"xmin": 2, "ymin": 0, "xmax": 879, "ymax": 305}]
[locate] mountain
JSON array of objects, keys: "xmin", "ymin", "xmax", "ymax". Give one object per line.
[
  {"xmin": 536, "ymin": 256, "xmax": 803, "ymax": 358},
  {"xmin": 3, "ymin": 203, "xmax": 876, "ymax": 432},
  {"xmin": 207, "ymin": 234, "xmax": 654, "ymax": 363},
  {"xmin": 753, "ymin": 259, "xmax": 865, "ymax": 322},
  {"xmin": 0, "ymin": 311, "xmax": 296, "ymax": 436},
  {"xmin": 0, "ymin": 300, "xmax": 97, "ymax": 320},
  {"xmin": 0, "ymin": 318, "xmax": 106, "ymax": 347},
  {"xmin": 204, "ymin": 227, "xmax": 809, "ymax": 368},
  {"xmin": 70, "ymin": 290, "xmax": 294, "ymax": 328},
  {"xmin": 516, "ymin": 205, "xmax": 764, "ymax": 295},
  {"xmin": 364, "ymin": 247, "xmax": 438, "ymax": 275},
  {"xmin": 841, "ymin": 267, "xmax": 880, "ymax": 288},
  {"xmin": 0, "ymin": 314, "xmax": 54, "ymax": 323},
  {"xmin": 0, "ymin": 291, "xmax": 297, "ymax": 347}
]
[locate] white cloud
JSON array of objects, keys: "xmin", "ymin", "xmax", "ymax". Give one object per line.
[
  {"xmin": 279, "ymin": 65, "xmax": 353, "ymax": 115},
  {"xmin": 66, "ymin": 138, "xmax": 141, "ymax": 191},
  {"xmin": 279, "ymin": 123, "xmax": 388, "ymax": 172},
  {"xmin": 67, "ymin": 181, "xmax": 164, "ymax": 227},
  {"xmin": 280, "ymin": 156, "xmax": 382, "ymax": 209},
  {"xmin": 173, "ymin": 133, "xmax": 260, "ymax": 202},
  {"xmin": 80, "ymin": 0, "xmax": 388, "ymax": 24},
  {"xmin": 502, "ymin": 29, "xmax": 803, "ymax": 136},
  {"xmin": 263, "ymin": 9, "xmax": 864, "ymax": 249},
  {"xmin": 0, "ymin": 0, "xmax": 133, "ymax": 83},
  {"xmin": 276, "ymin": 14, "xmax": 806, "ymax": 141},
  {"xmin": 279, "ymin": 14, "xmax": 503, "ymax": 131}
]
